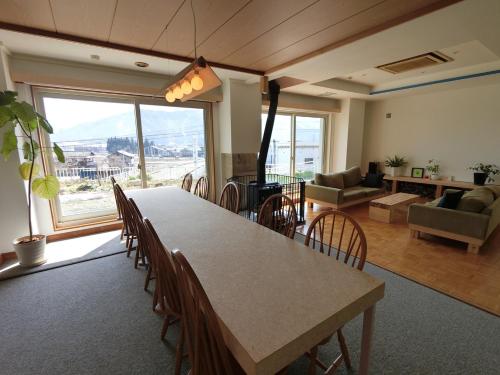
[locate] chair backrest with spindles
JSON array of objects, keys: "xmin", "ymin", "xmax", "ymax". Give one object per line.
[
  {"xmin": 114, "ymin": 184, "xmax": 133, "ymax": 234},
  {"xmin": 304, "ymin": 210, "xmax": 367, "ymax": 270},
  {"xmin": 181, "ymin": 173, "xmax": 193, "ymax": 192},
  {"xmin": 128, "ymin": 198, "xmax": 151, "ymax": 259},
  {"xmin": 219, "ymin": 182, "xmax": 240, "ymax": 214},
  {"xmin": 257, "ymin": 193, "xmax": 298, "ymax": 239},
  {"xmin": 110, "ymin": 177, "xmax": 122, "ymax": 219},
  {"xmin": 143, "ymin": 219, "xmax": 182, "ymax": 316},
  {"xmin": 172, "ymin": 249, "xmax": 234, "ymax": 375},
  {"xmin": 193, "ymin": 176, "xmax": 209, "ymax": 200}
]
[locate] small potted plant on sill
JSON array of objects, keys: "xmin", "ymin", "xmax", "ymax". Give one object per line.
[
  {"xmin": 469, "ymin": 163, "xmax": 499, "ymax": 185},
  {"xmin": 0, "ymin": 90, "xmax": 65, "ymax": 267},
  {"xmin": 426, "ymin": 159, "xmax": 441, "ymax": 180},
  {"xmin": 384, "ymin": 155, "xmax": 407, "ymax": 177}
]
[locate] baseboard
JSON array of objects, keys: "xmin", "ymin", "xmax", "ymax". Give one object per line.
[{"xmin": 47, "ymin": 222, "xmax": 123, "ymax": 243}]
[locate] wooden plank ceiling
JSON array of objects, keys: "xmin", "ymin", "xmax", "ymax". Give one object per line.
[{"xmin": 0, "ymin": 0, "xmax": 461, "ymax": 74}]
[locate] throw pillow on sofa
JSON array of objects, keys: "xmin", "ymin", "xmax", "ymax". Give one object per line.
[
  {"xmin": 437, "ymin": 189, "xmax": 464, "ymax": 209},
  {"xmin": 342, "ymin": 166, "xmax": 362, "ymax": 188},
  {"xmin": 456, "ymin": 187, "xmax": 495, "ymax": 213},
  {"xmin": 362, "ymin": 173, "xmax": 385, "ymax": 188}
]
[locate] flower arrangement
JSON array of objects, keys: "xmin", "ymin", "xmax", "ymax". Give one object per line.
[
  {"xmin": 426, "ymin": 159, "xmax": 440, "ymax": 179},
  {"xmin": 469, "ymin": 163, "xmax": 499, "ymax": 184}
]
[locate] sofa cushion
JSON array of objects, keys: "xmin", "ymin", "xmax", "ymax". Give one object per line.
[
  {"xmin": 342, "ymin": 166, "xmax": 362, "ymax": 188},
  {"xmin": 437, "ymin": 189, "xmax": 464, "ymax": 209},
  {"xmin": 343, "ymin": 186, "xmax": 366, "ymax": 201},
  {"xmin": 314, "ymin": 173, "xmax": 344, "ymax": 189},
  {"xmin": 457, "ymin": 187, "xmax": 495, "ymax": 213}
]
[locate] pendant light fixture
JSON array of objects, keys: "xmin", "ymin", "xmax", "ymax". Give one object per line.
[{"xmin": 163, "ymin": 0, "xmax": 221, "ymax": 103}]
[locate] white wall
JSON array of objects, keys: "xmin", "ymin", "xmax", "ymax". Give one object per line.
[
  {"xmin": 332, "ymin": 98, "xmax": 366, "ymax": 172},
  {"xmin": 362, "ymin": 83, "xmax": 500, "ymax": 183},
  {"xmin": 0, "ymin": 47, "xmax": 30, "ymax": 253}
]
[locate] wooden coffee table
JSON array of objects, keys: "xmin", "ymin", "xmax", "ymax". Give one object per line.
[{"xmin": 369, "ymin": 193, "xmax": 420, "ymax": 224}]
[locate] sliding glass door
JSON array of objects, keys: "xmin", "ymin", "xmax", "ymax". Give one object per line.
[
  {"xmin": 35, "ymin": 89, "xmax": 209, "ymax": 227},
  {"xmin": 262, "ymin": 112, "xmax": 326, "ymax": 178}
]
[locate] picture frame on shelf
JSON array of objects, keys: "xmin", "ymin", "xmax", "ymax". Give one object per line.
[{"xmin": 411, "ymin": 168, "xmax": 425, "ymax": 178}]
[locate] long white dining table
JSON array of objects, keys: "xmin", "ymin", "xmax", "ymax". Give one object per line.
[{"xmin": 127, "ymin": 187, "xmax": 385, "ymax": 375}]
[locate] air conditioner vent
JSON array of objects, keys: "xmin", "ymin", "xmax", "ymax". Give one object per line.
[{"xmin": 377, "ymin": 52, "xmax": 452, "ymax": 74}]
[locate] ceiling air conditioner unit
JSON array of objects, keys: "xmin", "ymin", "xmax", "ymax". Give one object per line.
[{"xmin": 376, "ymin": 52, "xmax": 452, "ymax": 74}]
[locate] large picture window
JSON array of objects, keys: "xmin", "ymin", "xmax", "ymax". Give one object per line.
[
  {"xmin": 261, "ymin": 111, "xmax": 326, "ymax": 179},
  {"xmin": 35, "ymin": 89, "xmax": 210, "ymax": 226}
]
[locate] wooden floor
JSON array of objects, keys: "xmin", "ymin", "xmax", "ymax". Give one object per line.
[{"xmin": 297, "ymin": 202, "xmax": 500, "ymax": 316}]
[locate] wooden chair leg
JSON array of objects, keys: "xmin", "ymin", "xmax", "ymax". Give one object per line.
[
  {"xmin": 134, "ymin": 243, "xmax": 141, "ymax": 269},
  {"xmin": 144, "ymin": 266, "xmax": 152, "ymax": 291},
  {"xmin": 161, "ymin": 316, "xmax": 170, "ymax": 340},
  {"xmin": 308, "ymin": 346, "xmax": 318, "ymax": 375},
  {"xmin": 126, "ymin": 236, "xmax": 134, "ymax": 257},
  {"xmin": 175, "ymin": 324, "xmax": 184, "ymax": 375},
  {"xmin": 337, "ymin": 328, "xmax": 351, "ymax": 369},
  {"xmin": 120, "ymin": 225, "xmax": 125, "ymax": 240}
]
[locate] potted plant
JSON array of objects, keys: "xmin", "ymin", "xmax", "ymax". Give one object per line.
[
  {"xmin": 384, "ymin": 155, "xmax": 407, "ymax": 177},
  {"xmin": 0, "ymin": 91, "xmax": 65, "ymax": 267},
  {"xmin": 426, "ymin": 159, "xmax": 441, "ymax": 180},
  {"xmin": 469, "ymin": 163, "xmax": 499, "ymax": 185}
]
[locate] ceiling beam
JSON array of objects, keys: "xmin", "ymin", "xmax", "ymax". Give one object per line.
[{"xmin": 0, "ymin": 21, "xmax": 264, "ymax": 76}]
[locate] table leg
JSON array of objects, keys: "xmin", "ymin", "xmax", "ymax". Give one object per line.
[
  {"xmin": 359, "ymin": 305, "xmax": 376, "ymax": 375},
  {"xmin": 435, "ymin": 185, "xmax": 443, "ymax": 198},
  {"xmin": 391, "ymin": 180, "xmax": 397, "ymax": 194}
]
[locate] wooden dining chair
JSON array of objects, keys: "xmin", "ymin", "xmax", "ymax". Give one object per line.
[
  {"xmin": 124, "ymin": 197, "xmax": 147, "ymax": 269},
  {"xmin": 257, "ymin": 193, "xmax": 298, "ymax": 239},
  {"xmin": 193, "ymin": 176, "xmax": 209, "ymax": 200},
  {"xmin": 181, "ymin": 173, "xmax": 193, "ymax": 192},
  {"xmin": 219, "ymin": 182, "xmax": 240, "ymax": 214},
  {"xmin": 304, "ymin": 210, "xmax": 368, "ymax": 374},
  {"xmin": 171, "ymin": 249, "xmax": 245, "ymax": 375},
  {"xmin": 128, "ymin": 198, "xmax": 150, "ymax": 273},
  {"xmin": 111, "ymin": 177, "xmax": 125, "ymax": 240},
  {"xmin": 143, "ymin": 219, "xmax": 184, "ymax": 375},
  {"xmin": 114, "ymin": 184, "xmax": 134, "ymax": 250}
]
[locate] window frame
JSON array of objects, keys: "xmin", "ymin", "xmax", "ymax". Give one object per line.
[
  {"xmin": 33, "ymin": 87, "xmax": 213, "ymax": 229},
  {"xmin": 261, "ymin": 108, "xmax": 329, "ymax": 177}
]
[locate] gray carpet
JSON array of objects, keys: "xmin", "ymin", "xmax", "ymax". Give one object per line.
[
  {"xmin": 0, "ymin": 232, "xmax": 126, "ymax": 281},
  {"xmin": 0, "ymin": 238, "xmax": 499, "ymax": 374}
]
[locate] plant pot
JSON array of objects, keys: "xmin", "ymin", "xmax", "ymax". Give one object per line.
[
  {"xmin": 385, "ymin": 167, "xmax": 402, "ymax": 177},
  {"xmin": 473, "ymin": 172, "xmax": 488, "ymax": 186},
  {"xmin": 430, "ymin": 174, "xmax": 441, "ymax": 180},
  {"xmin": 12, "ymin": 235, "xmax": 47, "ymax": 267}
]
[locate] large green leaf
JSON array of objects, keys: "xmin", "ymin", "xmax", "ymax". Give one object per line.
[
  {"xmin": 0, "ymin": 107, "xmax": 13, "ymax": 127},
  {"xmin": 0, "ymin": 91, "xmax": 17, "ymax": 106},
  {"xmin": 53, "ymin": 142, "xmax": 65, "ymax": 163},
  {"xmin": 22, "ymin": 140, "xmax": 40, "ymax": 161},
  {"xmin": 19, "ymin": 162, "xmax": 40, "ymax": 180},
  {"xmin": 37, "ymin": 114, "xmax": 53, "ymax": 134},
  {"xmin": 10, "ymin": 101, "xmax": 37, "ymax": 124},
  {"xmin": 32, "ymin": 175, "xmax": 60, "ymax": 199},
  {"xmin": 1, "ymin": 126, "xmax": 18, "ymax": 160}
]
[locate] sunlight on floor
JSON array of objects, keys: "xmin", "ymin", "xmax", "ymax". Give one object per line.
[{"xmin": 0, "ymin": 230, "xmax": 122, "ymax": 273}]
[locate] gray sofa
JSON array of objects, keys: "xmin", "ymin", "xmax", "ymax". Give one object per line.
[
  {"xmin": 305, "ymin": 166, "xmax": 386, "ymax": 209},
  {"xmin": 408, "ymin": 186, "xmax": 500, "ymax": 254}
]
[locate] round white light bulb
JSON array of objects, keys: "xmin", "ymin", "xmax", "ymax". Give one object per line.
[
  {"xmin": 165, "ymin": 90, "xmax": 175, "ymax": 103},
  {"xmin": 181, "ymin": 80, "xmax": 192, "ymax": 95},
  {"xmin": 173, "ymin": 85, "xmax": 183, "ymax": 99},
  {"xmin": 191, "ymin": 73, "xmax": 204, "ymax": 91}
]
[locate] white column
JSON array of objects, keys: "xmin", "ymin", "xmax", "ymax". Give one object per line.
[{"xmin": 0, "ymin": 46, "xmax": 31, "ymax": 252}]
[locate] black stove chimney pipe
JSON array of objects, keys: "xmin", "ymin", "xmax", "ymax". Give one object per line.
[{"xmin": 257, "ymin": 80, "xmax": 280, "ymax": 185}]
